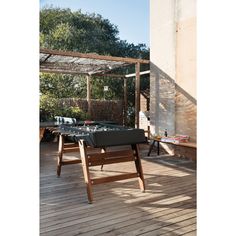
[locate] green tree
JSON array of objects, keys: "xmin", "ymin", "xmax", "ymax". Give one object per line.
[
  {"xmin": 40, "ymin": 73, "xmax": 87, "ymax": 98},
  {"xmin": 40, "ymin": 6, "xmax": 149, "ymax": 126}
]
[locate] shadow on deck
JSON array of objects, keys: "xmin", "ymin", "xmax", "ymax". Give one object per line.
[{"xmin": 40, "ymin": 142, "xmax": 196, "ymax": 236}]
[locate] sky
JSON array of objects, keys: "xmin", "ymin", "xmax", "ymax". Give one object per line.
[{"xmin": 40, "ymin": 0, "xmax": 149, "ymax": 47}]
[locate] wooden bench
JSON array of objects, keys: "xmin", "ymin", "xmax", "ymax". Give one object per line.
[{"xmin": 148, "ymin": 138, "xmax": 197, "ymax": 157}]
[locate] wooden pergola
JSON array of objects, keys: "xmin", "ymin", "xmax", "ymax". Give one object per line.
[{"xmin": 40, "ymin": 48, "xmax": 150, "ymax": 127}]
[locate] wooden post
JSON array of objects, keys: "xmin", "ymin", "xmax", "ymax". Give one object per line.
[
  {"xmin": 135, "ymin": 62, "xmax": 140, "ymax": 128},
  {"xmin": 87, "ymin": 75, "xmax": 92, "ymax": 118},
  {"xmin": 123, "ymin": 78, "xmax": 128, "ymax": 126}
]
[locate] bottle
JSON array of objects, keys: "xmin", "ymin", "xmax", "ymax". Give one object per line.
[{"xmin": 164, "ymin": 129, "xmax": 168, "ymax": 137}]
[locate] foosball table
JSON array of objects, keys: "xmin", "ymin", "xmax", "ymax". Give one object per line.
[{"xmin": 56, "ymin": 123, "xmax": 146, "ymax": 203}]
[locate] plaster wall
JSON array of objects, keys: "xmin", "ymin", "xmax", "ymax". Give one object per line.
[
  {"xmin": 175, "ymin": 0, "xmax": 196, "ymax": 141},
  {"xmin": 150, "ymin": 0, "xmax": 176, "ymax": 136},
  {"xmin": 150, "ymin": 0, "xmax": 196, "ymax": 143}
]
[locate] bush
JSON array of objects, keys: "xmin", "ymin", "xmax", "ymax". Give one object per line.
[{"xmin": 40, "ymin": 95, "xmax": 90, "ymax": 121}]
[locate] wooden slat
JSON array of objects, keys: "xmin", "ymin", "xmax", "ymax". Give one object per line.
[
  {"xmin": 61, "ymin": 159, "xmax": 81, "ymax": 165},
  {"xmin": 40, "ymin": 142, "xmax": 196, "ymax": 235},
  {"xmin": 40, "ymin": 68, "xmax": 88, "ymax": 75},
  {"xmin": 62, "ymin": 147, "xmax": 80, "ymax": 153},
  {"xmin": 87, "ymin": 149, "xmax": 134, "ymax": 160},
  {"xmin": 176, "ymin": 142, "xmax": 197, "ymax": 148},
  {"xmin": 91, "ymin": 72, "xmax": 151, "ymax": 78},
  {"xmin": 151, "ymin": 138, "xmax": 197, "ymax": 149},
  {"xmin": 88, "ymin": 156, "xmax": 135, "ymax": 166},
  {"xmin": 63, "ymin": 143, "xmax": 78, "ymax": 148},
  {"xmin": 161, "ymin": 141, "xmax": 196, "ymax": 149},
  {"xmin": 40, "ymin": 48, "xmax": 150, "ymax": 64},
  {"xmin": 91, "ymin": 173, "xmax": 139, "ymax": 185},
  {"xmin": 92, "ymin": 73, "xmax": 125, "ymax": 78}
]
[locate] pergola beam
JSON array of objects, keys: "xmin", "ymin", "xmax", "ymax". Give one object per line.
[
  {"xmin": 40, "ymin": 69, "xmax": 150, "ymax": 79},
  {"xmin": 40, "ymin": 48, "xmax": 150, "ymax": 128},
  {"xmin": 40, "ymin": 48, "xmax": 150, "ymax": 64},
  {"xmin": 91, "ymin": 73, "xmax": 125, "ymax": 78},
  {"xmin": 40, "ymin": 68, "xmax": 88, "ymax": 76},
  {"xmin": 93, "ymin": 70, "xmax": 150, "ymax": 78}
]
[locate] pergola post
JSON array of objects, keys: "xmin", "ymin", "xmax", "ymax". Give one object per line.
[
  {"xmin": 135, "ymin": 62, "xmax": 140, "ymax": 128},
  {"xmin": 40, "ymin": 49, "xmax": 150, "ymax": 126},
  {"xmin": 86, "ymin": 75, "xmax": 92, "ymax": 118},
  {"xmin": 123, "ymin": 78, "xmax": 128, "ymax": 126}
]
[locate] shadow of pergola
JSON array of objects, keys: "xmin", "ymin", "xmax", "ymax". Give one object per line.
[{"xmin": 40, "ymin": 142, "xmax": 196, "ymax": 235}]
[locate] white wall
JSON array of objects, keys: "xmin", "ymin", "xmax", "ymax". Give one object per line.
[{"xmin": 150, "ymin": 0, "xmax": 196, "ymax": 142}]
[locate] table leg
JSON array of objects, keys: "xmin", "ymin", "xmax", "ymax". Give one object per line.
[
  {"xmin": 147, "ymin": 140, "xmax": 156, "ymax": 156},
  {"xmin": 100, "ymin": 147, "xmax": 106, "ymax": 171},
  {"xmin": 57, "ymin": 134, "xmax": 64, "ymax": 177},
  {"xmin": 132, "ymin": 144, "xmax": 145, "ymax": 192},
  {"xmin": 40, "ymin": 128, "xmax": 45, "ymax": 142},
  {"xmin": 157, "ymin": 141, "xmax": 160, "ymax": 155},
  {"xmin": 79, "ymin": 140, "xmax": 93, "ymax": 204}
]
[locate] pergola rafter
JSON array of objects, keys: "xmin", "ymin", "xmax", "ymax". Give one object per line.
[{"xmin": 40, "ymin": 48, "xmax": 150, "ymax": 127}]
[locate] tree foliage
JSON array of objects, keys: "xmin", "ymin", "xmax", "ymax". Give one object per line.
[
  {"xmin": 40, "ymin": 73, "xmax": 87, "ymax": 98},
  {"xmin": 40, "ymin": 6, "xmax": 149, "ymax": 125}
]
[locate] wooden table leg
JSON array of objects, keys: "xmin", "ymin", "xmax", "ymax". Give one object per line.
[
  {"xmin": 40, "ymin": 128, "xmax": 45, "ymax": 142},
  {"xmin": 147, "ymin": 140, "xmax": 156, "ymax": 156},
  {"xmin": 100, "ymin": 147, "xmax": 106, "ymax": 171},
  {"xmin": 157, "ymin": 141, "xmax": 160, "ymax": 155},
  {"xmin": 132, "ymin": 144, "xmax": 145, "ymax": 192},
  {"xmin": 57, "ymin": 134, "xmax": 64, "ymax": 177},
  {"xmin": 79, "ymin": 140, "xmax": 93, "ymax": 204}
]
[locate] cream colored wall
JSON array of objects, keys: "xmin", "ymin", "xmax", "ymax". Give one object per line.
[
  {"xmin": 176, "ymin": 0, "xmax": 196, "ymax": 98},
  {"xmin": 175, "ymin": 0, "xmax": 196, "ymax": 142},
  {"xmin": 150, "ymin": 0, "xmax": 196, "ymax": 142},
  {"xmin": 150, "ymin": 0, "xmax": 176, "ymax": 79},
  {"xmin": 150, "ymin": 0, "xmax": 176, "ymax": 137}
]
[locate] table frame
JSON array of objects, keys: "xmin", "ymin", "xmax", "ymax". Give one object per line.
[{"xmin": 56, "ymin": 133, "xmax": 146, "ymax": 204}]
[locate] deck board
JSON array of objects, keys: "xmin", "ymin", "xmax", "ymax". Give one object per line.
[{"xmin": 40, "ymin": 142, "xmax": 196, "ymax": 235}]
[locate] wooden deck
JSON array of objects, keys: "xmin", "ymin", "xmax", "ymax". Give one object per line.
[{"xmin": 40, "ymin": 142, "xmax": 196, "ymax": 236}]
